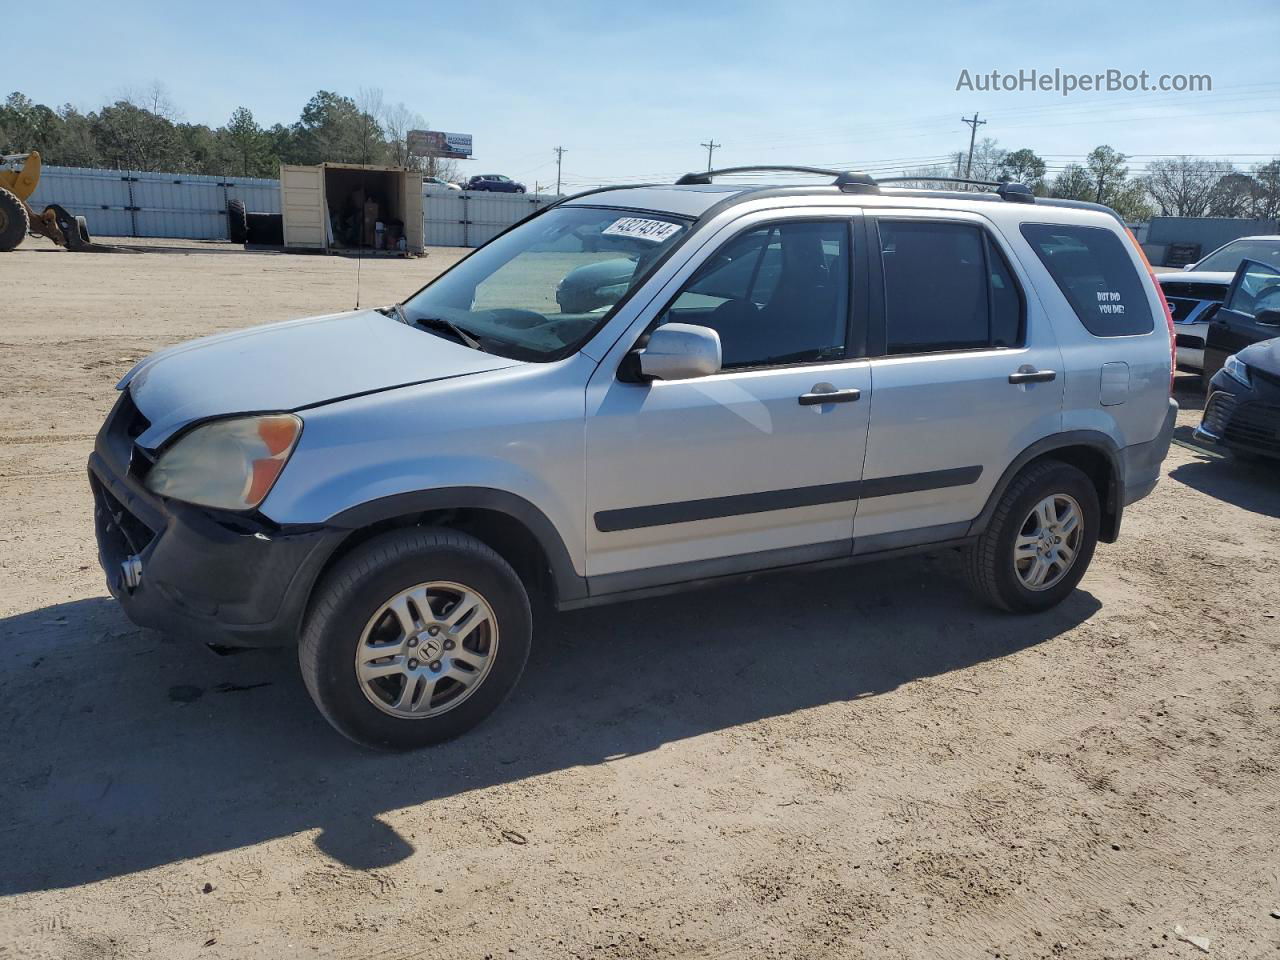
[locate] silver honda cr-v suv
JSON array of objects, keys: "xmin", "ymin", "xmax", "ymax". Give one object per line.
[{"xmin": 90, "ymin": 166, "xmax": 1178, "ymax": 749}]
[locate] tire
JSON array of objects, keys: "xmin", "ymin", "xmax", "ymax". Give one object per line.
[
  {"xmin": 0, "ymin": 187, "xmax": 29, "ymax": 251},
  {"xmin": 226, "ymin": 199, "xmax": 248, "ymax": 244},
  {"xmin": 75, "ymin": 215, "xmax": 91, "ymax": 244},
  {"xmin": 964, "ymin": 460, "xmax": 1100, "ymax": 613},
  {"xmin": 299, "ymin": 527, "xmax": 532, "ymax": 750}
]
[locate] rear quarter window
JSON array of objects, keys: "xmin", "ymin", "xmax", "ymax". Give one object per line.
[{"xmin": 1020, "ymin": 223, "xmax": 1153, "ymax": 337}]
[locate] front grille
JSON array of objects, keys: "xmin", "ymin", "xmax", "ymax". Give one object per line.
[
  {"xmin": 1224, "ymin": 402, "xmax": 1280, "ymax": 455},
  {"xmin": 92, "ymin": 475, "xmax": 156, "ymax": 568},
  {"xmin": 1202, "ymin": 392, "xmax": 1237, "ymax": 437},
  {"xmin": 1207, "ymin": 393, "xmax": 1280, "ymax": 455},
  {"xmin": 1160, "ymin": 282, "xmax": 1227, "ymax": 302},
  {"xmin": 1166, "ymin": 297, "xmax": 1202, "ymax": 322}
]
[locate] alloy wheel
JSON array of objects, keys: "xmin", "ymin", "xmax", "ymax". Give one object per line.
[
  {"xmin": 355, "ymin": 581, "xmax": 498, "ymax": 718},
  {"xmin": 1013, "ymin": 493, "xmax": 1083, "ymax": 591}
]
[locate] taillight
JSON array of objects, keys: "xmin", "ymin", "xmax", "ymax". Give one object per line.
[{"xmin": 1125, "ymin": 227, "xmax": 1175, "ymax": 393}]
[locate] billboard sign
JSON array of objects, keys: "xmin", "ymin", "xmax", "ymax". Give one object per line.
[{"xmin": 408, "ymin": 130, "xmax": 474, "ymax": 159}]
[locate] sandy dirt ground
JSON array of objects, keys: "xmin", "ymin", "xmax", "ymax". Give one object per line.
[{"xmin": 1, "ymin": 236, "xmax": 1278, "ymax": 960}]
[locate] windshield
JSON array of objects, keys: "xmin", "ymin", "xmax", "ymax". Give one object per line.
[
  {"xmin": 402, "ymin": 205, "xmax": 690, "ymax": 360},
  {"xmin": 1197, "ymin": 238, "xmax": 1280, "ymax": 273}
]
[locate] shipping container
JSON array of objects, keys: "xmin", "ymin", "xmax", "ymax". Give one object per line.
[{"xmin": 280, "ymin": 162, "xmax": 424, "ymax": 255}]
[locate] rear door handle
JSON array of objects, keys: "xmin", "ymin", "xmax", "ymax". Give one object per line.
[
  {"xmin": 799, "ymin": 387, "xmax": 861, "ymax": 405},
  {"xmin": 1008, "ymin": 369, "xmax": 1057, "ymax": 384}
]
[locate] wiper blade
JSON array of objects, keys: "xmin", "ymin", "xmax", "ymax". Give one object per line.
[{"xmin": 397, "ymin": 306, "xmax": 484, "ymax": 351}]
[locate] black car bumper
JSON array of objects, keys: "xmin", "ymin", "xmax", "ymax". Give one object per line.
[
  {"xmin": 1196, "ymin": 368, "xmax": 1280, "ymax": 461},
  {"xmin": 89, "ymin": 396, "xmax": 345, "ymax": 647}
]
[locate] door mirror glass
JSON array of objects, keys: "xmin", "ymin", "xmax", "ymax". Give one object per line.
[{"xmin": 636, "ymin": 323, "xmax": 722, "ymax": 380}]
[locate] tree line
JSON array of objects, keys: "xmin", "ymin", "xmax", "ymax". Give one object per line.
[
  {"xmin": 0, "ymin": 85, "xmax": 458, "ymax": 181},
  {"xmin": 5, "ymin": 85, "xmax": 1279, "ymax": 220},
  {"xmin": 903, "ymin": 139, "xmax": 1280, "ymax": 222}
]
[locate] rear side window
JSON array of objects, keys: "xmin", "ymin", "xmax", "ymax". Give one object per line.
[
  {"xmin": 878, "ymin": 220, "xmax": 1024, "ymax": 354},
  {"xmin": 1020, "ymin": 223, "xmax": 1153, "ymax": 337}
]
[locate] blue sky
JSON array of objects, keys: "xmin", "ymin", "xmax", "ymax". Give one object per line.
[{"xmin": 11, "ymin": 0, "xmax": 1280, "ymax": 187}]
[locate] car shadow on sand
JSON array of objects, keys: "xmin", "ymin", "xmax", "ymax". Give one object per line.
[
  {"xmin": 1169, "ymin": 450, "xmax": 1280, "ymax": 519},
  {"xmin": 0, "ymin": 550, "xmax": 1099, "ymax": 894}
]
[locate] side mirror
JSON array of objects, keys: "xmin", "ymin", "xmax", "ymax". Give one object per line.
[
  {"xmin": 634, "ymin": 323, "xmax": 722, "ymax": 381},
  {"xmin": 1257, "ymin": 309, "xmax": 1280, "ymax": 327}
]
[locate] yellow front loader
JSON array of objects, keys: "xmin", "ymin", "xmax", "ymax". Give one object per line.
[{"xmin": 0, "ymin": 151, "xmax": 95, "ymax": 251}]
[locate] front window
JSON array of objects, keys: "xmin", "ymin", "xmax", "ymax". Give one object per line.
[
  {"xmin": 655, "ymin": 220, "xmax": 850, "ymax": 369},
  {"xmin": 1197, "ymin": 239, "xmax": 1280, "ymax": 273},
  {"xmin": 402, "ymin": 206, "xmax": 690, "ymax": 360}
]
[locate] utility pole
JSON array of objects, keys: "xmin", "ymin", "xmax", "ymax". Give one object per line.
[
  {"xmin": 553, "ymin": 146, "xmax": 567, "ymax": 196},
  {"xmin": 700, "ymin": 138, "xmax": 721, "ymax": 172},
  {"xmin": 961, "ymin": 113, "xmax": 986, "ymax": 179}
]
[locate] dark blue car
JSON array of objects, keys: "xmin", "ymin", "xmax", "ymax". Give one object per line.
[{"xmin": 464, "ymin": 174, "xmax": 526, "ymax": 193}]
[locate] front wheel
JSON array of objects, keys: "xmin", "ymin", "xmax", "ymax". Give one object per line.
[
  {"xmin": 299, "ymin": 527, "xmax": 532, "ymax": 749},
  {"xmin": 964, "ymin": 460, "xmax": 1099, "ymax": 612}
]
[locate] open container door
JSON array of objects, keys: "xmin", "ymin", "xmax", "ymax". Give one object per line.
[
  {"xmin": 280, "ymin": 164, "xmax": 326, "ymax": 250},
  {"xmin": 402, "ymin": 171, "xmax": 424, "ymax": 253}
]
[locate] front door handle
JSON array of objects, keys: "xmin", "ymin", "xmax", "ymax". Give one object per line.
[
  {"xmin": 799, "ymin": 386, "xmax": 861, "ymax": 405},
  {"xmin": 1008, "ymin": 368, "xmax": 1057, "ymax": 384}
]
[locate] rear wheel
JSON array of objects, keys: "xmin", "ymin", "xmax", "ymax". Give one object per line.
[
  {"xmin": 965, "ymin": 460, "xmax": 1099, "ymax": 612},
  {"xmin": 0, "ymin": 187, "xmax": 29, "ymax": 251},
  {"xmin": 299, "ymin": 527, "xmax": 532, "ymax": 750}
]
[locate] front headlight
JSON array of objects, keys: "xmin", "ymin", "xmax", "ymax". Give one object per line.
[
  {"xmin": 145, "ymin": 414, "xmax": 302, "ymax": 511},
  {"xmin": 1224, "ymin": 354, "xmax": 1252, "ymax": 387}
]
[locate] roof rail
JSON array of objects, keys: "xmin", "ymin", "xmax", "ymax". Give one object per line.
[
  {"xmin": 675, "ymin": 165, "xmax": 879, "ymax": 194},
  {"xmin": 877, "ymin": 175, "xmax": 1036, "ymax": 203}
]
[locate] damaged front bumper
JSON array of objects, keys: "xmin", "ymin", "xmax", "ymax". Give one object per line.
[{"xmin": 88, "ymin": 399, "xmax": 345, "ymax": 647}]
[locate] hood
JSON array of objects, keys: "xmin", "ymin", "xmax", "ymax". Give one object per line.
[
  {"xmin": 1237, "ymin": 336, "xmax": 1280, "ymax": 374},
  {"xmin": 122, "ymin": 309, "xmax": 521, "ymax": 448},
  {"xmin": 1158, "ymin": 271, "xmax": 1235, "ymax": 286}
]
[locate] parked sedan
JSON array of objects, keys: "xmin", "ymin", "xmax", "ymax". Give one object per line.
[
  {"xmin": 1159, "ymin": 236, "xmax": 1280, "ymax": 380},
  {"xmin": 1196, "ymin": 337, "xmax": 1280, "ymax": 462},
  {"xmin": 424, "ymin": 176, "xmax": 461, "ymax": 191},
  {"xmin": 464, "ymin": 174, "xmax": 526, "ymax": 193}
]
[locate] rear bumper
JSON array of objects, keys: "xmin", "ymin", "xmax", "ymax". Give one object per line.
[
  {"xmin": 1122, "ymin": 397, "xmax": 1178, "ymax": 506},
  {"xmin": 89, "ymin": 450, "xmax": 344, "ymax": 647}
]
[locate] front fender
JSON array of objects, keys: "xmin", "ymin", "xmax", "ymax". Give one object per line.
[{"xmin": 326, "ymin": 485, "xmax": 587, "ymax": 603}]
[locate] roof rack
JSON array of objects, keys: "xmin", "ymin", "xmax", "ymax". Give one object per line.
[
  {"xmin": 877, "ymin": 176, "xmax": 1036, "ymax": 203},
  {"xmin": 675, "ymin": 167, "xmax": 1035, "ymax": 203},
  {"xmin": 675, "ymin": 165, "xmax": 878, "ymax": 194}
]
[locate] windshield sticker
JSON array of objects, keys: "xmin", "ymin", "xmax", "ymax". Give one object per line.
[{"xmin": 601, "ymin": 217, "xmax": 681, "ymax": 243}]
